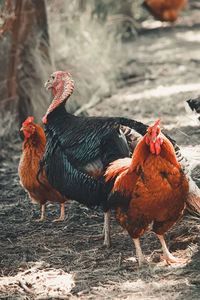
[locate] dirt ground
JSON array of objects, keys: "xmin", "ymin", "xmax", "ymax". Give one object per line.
[{"xmin": 1, "ymin": 3, "xmax": 200, "ymax": 300}]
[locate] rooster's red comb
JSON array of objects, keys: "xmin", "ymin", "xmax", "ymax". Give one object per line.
[
  {"xmin": 151, "ymin": 118, "xmax": 161, "ymax": 138},
  {"xmin": 153, "ymin": 118, "xmax": 161, "ymax": 129},
  {"xmin": 22, "ymin": 116, "xmax": 34, "ymax": 127}
]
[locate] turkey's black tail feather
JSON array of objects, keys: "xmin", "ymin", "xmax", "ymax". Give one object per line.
[
  {"xmin": 187, "ymin": 97, "xmax": 200, "ymax": 114},
  {"xmin": 116, "ymin": 117, "xmax": 148, "ymax": 136},
  {"xmin": 142, "ymin": 1, "xmax": 151, "ymax": 13}
]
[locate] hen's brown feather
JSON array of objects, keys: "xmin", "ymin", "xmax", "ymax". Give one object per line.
[
  {"xmin": 18, "ymin": 122, "xmax": 67, "ymax": 218},
  {"xmin": 143, "ymin": 0, "xmax": 187, "ymax": 22}
]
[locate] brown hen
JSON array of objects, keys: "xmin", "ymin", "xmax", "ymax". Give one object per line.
[
  {"xmin": 143, "ymin": 0, "xmax": 187, "ymax": 23},
  {"xmin": 18, "ymin": 117, "xmax": 68, "ymax": 222}
]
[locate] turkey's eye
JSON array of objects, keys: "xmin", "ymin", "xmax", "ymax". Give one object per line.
[{"xmin": 51, "ymin": 76, "xmax": 55, "ymax": 80}]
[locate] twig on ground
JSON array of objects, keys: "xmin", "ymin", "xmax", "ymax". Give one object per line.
[
  {"xmin": 118, "ymin": 252, "xmax": 122, "ymax": 268},
  {"xmin": 18, "ymin": 280, "xmax": 34, "ymax": 294}
]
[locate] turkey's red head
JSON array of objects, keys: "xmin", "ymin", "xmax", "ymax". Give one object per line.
[
  {"xmin": 145, "ymin": 119, "xmax": 163, "ymax": 155},
  {"xmin": 20, "ymin": 116, "xmax": 36, "ymax": 138},
  {"xmin": 43, "ymin": 71, "xmax": 74, "ymax": 124}
]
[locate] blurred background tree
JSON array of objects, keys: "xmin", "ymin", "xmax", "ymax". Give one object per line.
[
  {"xmin": 0, "ymin": 0, "xmax": 52, "ymax": 133},
  {"xmin": 0, "ymin": 0, "xmax": 144, "ymax": 133},
  {"xmin": 47, "ymin": 0, "xmax": 144, "ymax": 114}
]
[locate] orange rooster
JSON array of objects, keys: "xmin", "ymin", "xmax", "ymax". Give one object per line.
[
  {"xmin": 105, "ymin": 119, "xmax": 189, "ymax": 266},
  {"xmin": 18, "ymin": 116, "xmax": 68, "ymax": 222},
  {"xmin": 143, "ymin": 0, "xmax": 187, "ymax": 23}
]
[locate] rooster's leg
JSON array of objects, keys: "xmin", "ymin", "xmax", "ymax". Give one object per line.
[
  {"xmin": 52, "ymin": 203, "xmax": 66, "ymax": 222},
  {"xmin": 35, "ymin": 204, "xmax": 46, "ymax": 222},
  {"xmin": 133, "ymin": 238, "xmax": 145, "ymax": 266},
  {"xmin": 157, "ymin": 234, "xmax": 188, "ymax": 264}
]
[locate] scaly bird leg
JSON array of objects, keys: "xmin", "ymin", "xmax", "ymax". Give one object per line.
[
  {"xmin": 35, "ymin": 204, "xmax": 46, "ymax": 222},
  {"xmin": 133, "ymin": 238, "xmax": 145, "ymax": 266},
  {"xmin": 90, "ymin": 211, "xmax": 111, "ymax": 248},
  {"xmin": 157, "ymin": 234, "xmax": 188, "ymax": 264},
  {"xmin": 103, "ymin": 210, "xmax": 111, "ymax": 248},
  {"xmin": 52, "ymin": 203, "xmax": 66, "ymax": 222}
]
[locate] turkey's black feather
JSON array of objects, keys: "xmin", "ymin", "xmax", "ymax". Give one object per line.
[
  {"xmin": 106, "ymin": 191, "xmax": 132, "ymax": 211},
  {"xmin": 40, "ymin": 103, "xmax": 148, "ymax": 210},
  {"xmin": 41, "ymin": 100, "xmax": 191, "ymax": 212},
  {"xmin": 187, "ymin": 97, "xmax": 200, "ymax": 114},
  {"xmin": 142, "ymin": 1, "xmax": 152, "ymax": 14},
  {"xmin": 45, "ymin": 146, "xmax": 109, "ymax": 208}
]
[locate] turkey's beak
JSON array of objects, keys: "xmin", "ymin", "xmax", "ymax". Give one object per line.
[
  {"xmin": 152, "ymin": 138, "xmax": 156, "ymax": 143},
  {"xmin": 44, "ymin": 80, "xmax": 52, "ymax": 90},
  {"xmin": 20, "ymin": 126, "xmax": 25, "ymax": 131}
]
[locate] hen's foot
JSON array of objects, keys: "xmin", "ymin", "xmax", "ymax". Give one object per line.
[
  {"xmin": 52, "ymin": 217, "xmax": 66, "ymax": 222},
  {"xmin": 35, "ymin": 204, "xmax": 46, "ymax": 222}
]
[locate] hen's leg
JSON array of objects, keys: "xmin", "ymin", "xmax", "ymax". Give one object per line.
[
  {"xmin": 157, "ymin": 234, "xmax": 188, "ymax": 264},
  {"xmin": 35, "ymin": 204, "xmax": 46, "ymax": 222},
  {"xmin": 52, "ymin": 203, "xmax": 66, "ymax": 222},
  {"xmin": 133, "ymin": 238, "xmax": 145, "ymax": 266}
]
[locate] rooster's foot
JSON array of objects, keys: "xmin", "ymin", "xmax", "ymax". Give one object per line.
[
  {"xmin": 165, "ymin": 254, "xmax": 189, "ymax": 264},
  {"xmin": 157, "ymin": 234, "xmax": 189, "ymax": 265}
]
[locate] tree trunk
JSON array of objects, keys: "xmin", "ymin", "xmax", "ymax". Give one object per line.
[{"xmin": 0, "ymin": 0, "xmax": 52, "ymax": 129}]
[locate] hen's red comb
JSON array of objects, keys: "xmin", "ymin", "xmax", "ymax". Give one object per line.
[{"xmin": 22, "ymin": 116, "xmax": 34, "ymax": 127}]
